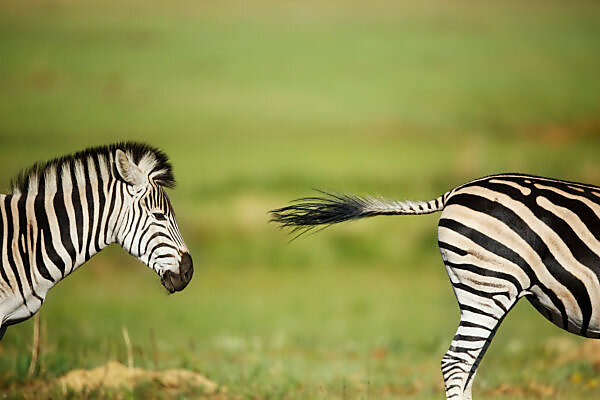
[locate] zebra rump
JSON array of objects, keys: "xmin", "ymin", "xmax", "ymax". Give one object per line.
[{"xmin": 271, "ymin": 173, "xmax": 600, "ymax": 400}]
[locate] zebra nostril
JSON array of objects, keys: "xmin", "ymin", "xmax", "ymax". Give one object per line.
[
  {"xmin": 179, "ymin": 252, "xmax": 193, "ymax": 282},
  {"xmin": 161, "ymin": 253, "xmax": 192, "ymax": 292}
]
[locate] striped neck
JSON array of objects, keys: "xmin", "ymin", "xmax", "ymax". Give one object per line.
[
  {"xmin": 0, "ymin": 176, "xmax": 126, "ymax": 326},
  {"xmin": 3, "ymin": 165, "xmax": 124, "ymax": 285}
]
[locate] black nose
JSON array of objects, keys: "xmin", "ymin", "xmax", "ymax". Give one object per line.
[
  {"xmin": 161, "ymin": 252, "xmax": 193, "ymax": 293},
  {"xmin": 180, "ymin": 252, "xmax": 193, "ymax": 284}
]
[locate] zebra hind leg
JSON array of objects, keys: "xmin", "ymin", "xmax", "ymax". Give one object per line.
[{"xmin": 441, "ymin": 270, "xmax": 519, "ymax": 400}]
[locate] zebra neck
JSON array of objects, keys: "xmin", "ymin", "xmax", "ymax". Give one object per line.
[
  {"xmin": 39, "ymin": 179, "xmax": 122, "ymax": 280},
  {"xmin": 3, "ymin": 176, "xmax": 121, "ymax": 288},
  {"xmin": 0, "ymin": 176, "xmax": 123, "ymax": 324},
  {"xmin": 0, "ymin": 167, "xmax": 127, "ymax": 325}
]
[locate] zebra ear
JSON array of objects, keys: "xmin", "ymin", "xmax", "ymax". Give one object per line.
[{"xmin": 115, "ymin": 149, "xmax": 146, "ymax": 187}]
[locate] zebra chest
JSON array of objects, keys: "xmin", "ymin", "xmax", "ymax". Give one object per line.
[{"xmin": 0, "ymin": 287, "xmax": 46, "ymax": 325}]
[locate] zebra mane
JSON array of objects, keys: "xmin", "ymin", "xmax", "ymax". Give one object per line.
[{"xmin": 9, "ymin": 142, "xmax": 175, "ymax": 195}]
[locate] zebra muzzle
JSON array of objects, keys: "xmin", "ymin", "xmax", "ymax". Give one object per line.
[{"xmin": 161, "ymin": 252, "xmax": 193, "ymax": 293}]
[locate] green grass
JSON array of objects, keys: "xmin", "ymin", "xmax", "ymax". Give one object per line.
[{"xmin": 1, "ymin": 0, "xmax": 600, "ymax": 398}]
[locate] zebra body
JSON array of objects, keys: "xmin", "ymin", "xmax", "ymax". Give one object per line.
[
  {"xmin": 271, "ymin": 173, "xmax": 600, "ymax": 400},
  {"xmin": 0, "ymin": 143, "xmax": 193, "ymax": 339}
]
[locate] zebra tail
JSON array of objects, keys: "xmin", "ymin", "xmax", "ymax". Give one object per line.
[{"xmin": 270, "ymin": 190, "xmax": 446, "ymax": 232}]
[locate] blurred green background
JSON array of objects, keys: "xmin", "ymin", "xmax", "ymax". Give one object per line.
[{"xmin": 1, "ymin": 0, "xmax": 600, "ymax": 398}]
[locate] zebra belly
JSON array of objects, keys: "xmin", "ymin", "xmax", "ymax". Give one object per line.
[
  {"xmin": 525, "ymin": 288, "xmax": 600, "ymax": 338},
  {"xmin": 526, "ymin": 284, "xmax": 600, "ymax": 338}
]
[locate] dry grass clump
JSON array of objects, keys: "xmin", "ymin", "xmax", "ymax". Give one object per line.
[{"xmin": 58, "ymin": 361, "xmax": 221, "ymax": 394}]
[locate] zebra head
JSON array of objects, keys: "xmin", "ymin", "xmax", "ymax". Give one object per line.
[{"xmin": 113, "ymin": 148, "xmax": 193, "ymax": 293}]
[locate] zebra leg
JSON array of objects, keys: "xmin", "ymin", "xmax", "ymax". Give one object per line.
[{"xmin": 442, "ymin": 267, "xmax": 519, "ymax": 400}]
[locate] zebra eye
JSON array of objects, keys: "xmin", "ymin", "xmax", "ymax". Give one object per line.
[{"xmin": 152, "ymin": 212, "xmax": 167, "ymax": 221}]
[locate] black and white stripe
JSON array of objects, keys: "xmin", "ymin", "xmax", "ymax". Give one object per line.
[
  {"xmin": 271, "ymin": 173, "xmax": 600, "ymax": 400},
  {"xmin": 0, "ymin": 142, "xmax": 193, "ymax": 340}
]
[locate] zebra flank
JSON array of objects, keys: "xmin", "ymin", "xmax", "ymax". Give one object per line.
[
  {"xmin": 271, "ymin": 173, "xmax": 600, "ymax": 400},
  {"xmin": 0, "ymin": 142, "xmax": 193, "ymax": 340}
]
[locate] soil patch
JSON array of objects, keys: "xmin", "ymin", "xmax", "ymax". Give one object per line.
[{"xmin": 58, "ymin": 361, "xmax": 222, "ymax": 394}]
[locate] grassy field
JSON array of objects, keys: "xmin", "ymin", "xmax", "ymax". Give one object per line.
[{"xmin": 1, "ymin": 0, "xmax": 600, "ymax": 398}]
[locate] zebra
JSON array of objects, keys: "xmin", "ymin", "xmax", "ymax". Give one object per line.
[
  {"xmin": 0, "ymin": 142, "xmax": 193, "ymax": 340},
  {"xmin": 270, "ymin": 173, "xmax": 600, "ymax": 400}
]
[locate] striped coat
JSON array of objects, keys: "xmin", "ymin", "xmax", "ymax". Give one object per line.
[
  {"xmin": 271, "ymin": 173, "xmax": 600, "ymax": 400},
  {"xmin": 0, "ymin": 142, "xmax": 193, "ymax": 339}
]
